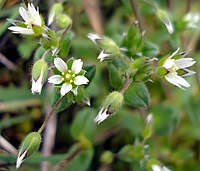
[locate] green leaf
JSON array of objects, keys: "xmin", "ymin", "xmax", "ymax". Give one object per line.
[
  {"xmin": 124, "ymin": 82, "xmax": 150, "ymax": 107},
  {"xmin": 51, "ymin": 88, "xmax": 70, "ymax": 112},
  {"xmin": 142, "ymin": 41, "xmax": 159, "ymax": 57},
  {"xmin": 83, "ymin": 64, "xmax": 96, "ymax": 85},
  {"xmin": 185, "ymin": 96, "xmax": 200, "ymax": 125},
  {"xmin": 59, "ymin": 31, "xmax": 74, "ymax": 58},
  {"xmin": 121, "ymin": 24, "xmax": 143, "ymax": 57},
  {"xmin": 151, "ymin": 105, "xmax": 179, "ymax": 135},
  {"xmin": 17, "ymin": 39, "xmax": 38, "ymax": 59},
  {"xmin": 64, "ymin": 148, "xmax": 93, "ymax": 171},
  {"xmin": 108, "ymin": 62, "xmax": 123, "ymax": 89},
  {"xmin": 70, "ymin": 108, "xmax": 97, "ymax": 142}
]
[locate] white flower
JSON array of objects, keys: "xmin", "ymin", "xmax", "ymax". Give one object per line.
[
  {"xmin": 162, "ymin": 48, "xmax": 196, "ymax": 89},
  {"xmin": 48, "ymin": 57, "xmax": 89, "ymax": 96},
  {"xmin": 152, "ymin": 164, "xmax": 172, "ymax": 171},
  {"xmin": 8, "ymin": 3, "xmax": 43, "ymax": 35},
  {"xmin": 184, "ymin": 12, "xmax": 200, "ymax": 29}
]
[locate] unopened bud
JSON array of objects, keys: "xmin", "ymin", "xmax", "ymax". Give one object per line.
[
  {"xmin": 157, "ymin": 9, "xmax": 174, "ymax": 34},
  {"xmin": 142, "ymin": 114, "xmax": 153, "ymax": 139},
  {"xmin": 48, "ymin": 3, "xmax": 63, "ymax": 25},
  {"xmin": 129, "ymin": 58, "xmax": 154, "ymax": 82},
  {"xmin": 94, "ymin": 91, "xmax": 124, "ymax": 124},
  {"xmin": 57, "ymin": 14, "xmax": 72, "ymax": 28},
  {"xmin": 100, "ymin": 151, "xmax": 114, "ymax": 164},
  {"xmin": 16, "ymin": 132, "xmax": 41, "ymax": 169},
  {"xmin": 87, "ymin": 33, "xmax": 120, "ymax": 62},
  {"xmin": 31, "ymin": 59, "xmax": 48, "ymax": 94}
]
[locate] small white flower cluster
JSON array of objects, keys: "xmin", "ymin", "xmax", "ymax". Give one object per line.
[{"xmin": 7, "ymin": 3, "xmax": 89, "ymax": 96}]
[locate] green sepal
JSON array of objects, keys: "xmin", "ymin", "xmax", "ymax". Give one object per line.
[
  {"xmin": 83, "ymin": 64, "xmax": 96, "ymax": 85},
  {"xmin": 32, "ymin": 25, "xmax": 43, "ymax": 35},
  {"xmin": 74, "ymin": 87, "xmax": 90, "ymax": 106},
  {"xmin": 51, "ymin": 88, "xmax": 70, "ymax": 112},
  {"xmin": 108, "ymin": 62, "xmax": 123, "ymax": 90}
]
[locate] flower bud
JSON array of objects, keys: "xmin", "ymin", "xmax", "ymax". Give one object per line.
[
  {"xmin": 57, "ymin": 14, "xmax": 72, "ymax": 28},
  {"xmin": 157, "ymin": 9, "xmax": 174, "ymax": 34},
  {"xmin": 87, "ymin": 33, "xmax": 120, "ymax": 62},
  {"xmin": 94, "ymin": 91, "xmax": 124, "ymax": 124},
  {"xmin": 31, "ymin": 59, "xmax": 48, "ymax": 94},
  {"xmin": 48, "ymin": 3, "xmax": 63, "ymax": 25},
  {"xmin": 128, "ymin": 58, "xmax": 155, "ymax": 82},
  {"xmin": 16, "ymin": 132, "xmax": 41, "ymax": 169},
  {"xmin": 142, "ymin": 114, "xmax": 153, "ymax": 139},
  {"xmin": 100, "ymin": 151, "xmax": 114, "ymax": 164}
]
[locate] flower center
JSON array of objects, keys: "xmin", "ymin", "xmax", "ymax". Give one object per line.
[{"xmin": 62, "ymin": 70, "xmax": 75, "ymax": 84}]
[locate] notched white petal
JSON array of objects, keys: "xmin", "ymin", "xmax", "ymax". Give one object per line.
[
  {"xmin": 74, "ymin": 76, "xmax": 89, "ymax": 85},
  {"xmin": 48, "ymin": 75, "xmax": 63, "ymax": 84},
  {"xmin": 54, "ymin": 58, "xmax": 68, "ymax": 72},
  {"xmin": 175, "ymin": 58, "xmax": 196, "ymax": 69},
  {"xmin": 60, "ymin": 83, "xmax": 72, "ymax": 96},
  {"xmin": 31, "ymin": 75, "xmax": 43, "ymax": 94},
  {"xmin": 97, "ymin": 50, "xmax": 111, "ymax": 62},
  {"xmin": 87, "ymin": 33, "xmax": 102, "ymax": 43},
  {"xmin": 16, "ymin": 149, "xmax": 28, "ymax": 169},
  {"xmin": 93, "ymin": 107, "xmax": 109, "ymax": 124},
  {"xmin": 8, "ymin": 26, "xmax": 34, "ymax": 35},
  {"xmin": 71, "ymin": 59, "xmax": 83, "ymax": 74}
]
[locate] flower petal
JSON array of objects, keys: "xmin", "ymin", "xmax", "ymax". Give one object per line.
[
  {"xmin": 71, "ymin": 87, "xmax": 78, "ymax": 96},
  {"xmin": 16, "ymin": 149, "xmax": 28, "ymax": 169},
  {"xmin": 28, "ymin": 3, "xmax": 41, "ymax": 26},
  {"xmin": 97, "ymin": 50, "xmax": 111, "ymax": 62},
  {"xmin": 169, "ymin": 47, "xmax": 180, "ymax": 59},
  {"xmin": 60, "ymin": 83, "xmax": 72, "ymax": 96},
  {"xmin": 165, "ymin": 74, "xmax": 190, "ymax": 89},
  {"xmin": 93, "ymin": 107, "xmax": 109, "ymax": 124},
  {"xmin": 74, "ymin": 76, "xmax": 89, "ymax": 85},
  {"xmin": 87, "ymin": 33, "xmax": 102, "ymax": 43},
  {"xmin": 54, "ymin": 58, "xmax": 68, "ymax": 72},
  {"xmin": 19, "ymin": 7, "xmax": 30, "ymax": 22},
  {"xmin": 8, "ymin": 26, "xmax": 34, "ymax": 34},
  {"xmin": 163, "ymin": 58, "xmax": 175, "ymax": 69},
  {"xmin": 31, "ymin": 75, "xmax": 43, "ymax": 94},
  {"xmin": 48, "ymin": 75, "xmax": 63, "ymax": 84},
  {"xmin": 182, "ymin": 69, "xmax": 196, "ymax": 77},
  {"xmin": 152, "ymin": 165, "xmax": 161, "ymax": 171},
  {"xmin": 71, "ymin": 59, "xmax": 83, "ymax": 74},
  {"xmin": 175, "ymin": 58, "xmax": 196, "ymax": 69}
]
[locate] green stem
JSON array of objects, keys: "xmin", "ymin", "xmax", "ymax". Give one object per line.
[{"xmin": 38, "ymin": 96, "xmax": 64, "ymax": 134}]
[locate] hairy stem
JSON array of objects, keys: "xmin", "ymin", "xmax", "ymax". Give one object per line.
[
  {"xmin": 120, "ymin": 78, "xmax": 133, "ymax": 94},
  {"xmin": 53, "ymin": 145, "xmax": 82, "ymax": 171}
]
